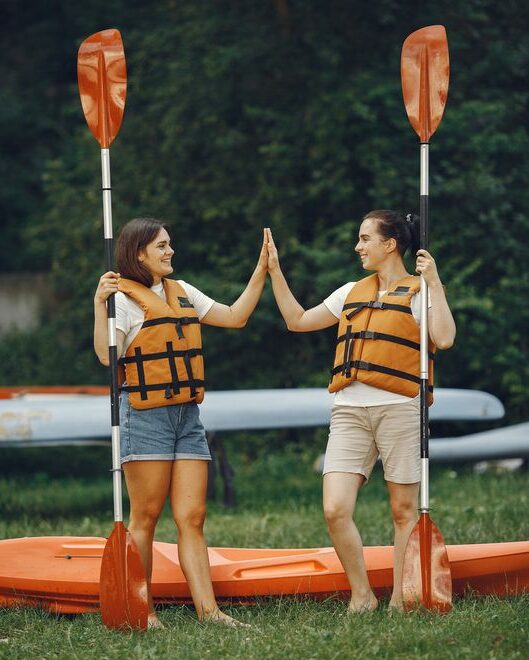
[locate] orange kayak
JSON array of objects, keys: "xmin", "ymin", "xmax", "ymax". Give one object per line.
[{"xmin": 1, "ymin": 537, "xmax": 528, "ymax": 614}]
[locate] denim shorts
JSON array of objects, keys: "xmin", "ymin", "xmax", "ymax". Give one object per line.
[{"xmin": 119, "ymin": 392, "xmax": 212, "ymax": 464}]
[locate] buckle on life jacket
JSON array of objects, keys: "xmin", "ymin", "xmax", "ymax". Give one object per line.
[
  {"xmin": 346, "ymin": 300, "xmax": 384, "ymax": 320},
  {"xmin": 356, "ymin": 360, "xmax": 371, "ymax": 371},
  {"xmin": 164, "ymin": 385, "xmax": 173, "ymax": 399},
  {"xmin": 362, "ymin": 331, "xmax": 379, "ymax": 340},
  {"xmin": 175, "ymin": 320, "xmax": 184, "ymax": 339}
]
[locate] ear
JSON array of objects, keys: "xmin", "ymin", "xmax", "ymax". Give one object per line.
[
  {"xmin": 137, "ymin": 248, "xmax": 145, "ymax": 263},
  {"xmin": 385, "ymin": 237, "xmax": 398, "ymax": 254}
]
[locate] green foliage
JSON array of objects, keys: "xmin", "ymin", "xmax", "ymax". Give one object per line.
[{"xmin": 1, "ymin": 2, "xmax": 529, "ymax": 419}]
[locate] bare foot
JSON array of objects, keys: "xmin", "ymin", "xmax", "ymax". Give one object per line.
[
  {"xmin": 147, "ymin": 613, "xmax": 166, "ymax": 630},
  {"xmin": 388, "ymin": 600, "xmax": 404, "ymax": 612},
  {"xmin": 388, "ymin": 594, "xmax": 410, "ymax": 612},
  {"xmin": 347, "ymin": 592, "xmax": 378, "ymax": 614},
  {"xmin": 201, "ymin": 609, "xmax": 250, "ymax": 628}
]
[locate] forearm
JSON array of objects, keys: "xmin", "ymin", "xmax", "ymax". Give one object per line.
[
  {"xmin": 93, "ymin": 300, "xmax": 110, "ymax": 366},
  {"xmin": 228, "ymin": 265, "xmax": 267, "ymax": 327},
  {"xmin": 428, "ymin": 282, "xmax": 456, "ymax": 349},
  {"xmin": 269, "ymin": 266, "xmax": 306, "ymax": 330}
]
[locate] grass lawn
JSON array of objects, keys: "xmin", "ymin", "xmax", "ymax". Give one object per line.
[{"xmin": 1, "ymin": 443, "xmax": 528, "ymax": 658}]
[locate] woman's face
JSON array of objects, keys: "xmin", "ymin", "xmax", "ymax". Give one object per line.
[
  {"xmin": 354, "ymin": 218, "xmax": 390, "ymax": 271},
  {"xmin": 138, "ymin": 228, "xmax": 174, "ymax": 282}
]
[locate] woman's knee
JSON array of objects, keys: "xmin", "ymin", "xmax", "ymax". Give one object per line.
[
  {"xmin": 323, "ymin": 501, "xmax": 352, "ymax": 528},
  {"xmin": 129, "ymin": 504, "xmax": 162, "ymax": 532},
  {"xmin": 390, "ymin": 498, "xmax": 417, "ymax": 528},
  {"xmin": 173, "ymin": 505, "xmax": 207, "ymax": 532}
]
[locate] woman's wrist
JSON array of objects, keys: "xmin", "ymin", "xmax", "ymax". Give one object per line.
[{"xmin": 428, "ymin": 279, "xmax": 444, "ymax": 291}]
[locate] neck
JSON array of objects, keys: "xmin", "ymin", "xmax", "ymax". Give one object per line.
[
  {"xmin": 152, "ymin": 276, "xmax": 162, "ymax": 286},
  {"xmin": 374, "ymin": 260, "xmax": 409, "ymax": 291}
]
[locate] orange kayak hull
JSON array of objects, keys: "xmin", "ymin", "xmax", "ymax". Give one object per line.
[{"xmin": 1, "ymin": 537, "xmax": 528, "ymax": 614}]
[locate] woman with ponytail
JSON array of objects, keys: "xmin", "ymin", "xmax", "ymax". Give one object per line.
[{"xmin": 266, "ymin": 210, "xmax": 455, "ymax": 612}]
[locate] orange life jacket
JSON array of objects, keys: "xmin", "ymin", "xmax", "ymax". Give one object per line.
[
  {"xmin": 117, "ymin": 277, "xmax": 205, "ymax": 410},
  {"xmin": 328, "ymin": 274, "xmax": 435, "ymax": 404}
]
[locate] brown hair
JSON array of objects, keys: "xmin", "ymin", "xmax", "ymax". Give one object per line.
[
  {"xmin": 116, "ymin": 217, "xmax": 170, "ymax": 287},
  {"xmin": 363, "ymin": 209, "xmax": 420, "ymax": 257}
]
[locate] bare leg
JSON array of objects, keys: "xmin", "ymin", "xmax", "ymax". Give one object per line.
[
  {"xmin": 386, "ymin": 480, "xmax": 420, "ymax": 609},
  {"xmin": 123, "ymin": 460, "xmax": 172, "ymax": 625},
  {"xmin": 170, "ymin": 460, "xmax": 246, "ymax": 626},
  {"xmin": 323, "ymin": 472, "xmax": 378, "ymax": 613}
]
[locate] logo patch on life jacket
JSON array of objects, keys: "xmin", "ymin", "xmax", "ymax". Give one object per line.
[
  {"xmin": 178, "ymin": 297, "xmax": 193, "ymax": 308},
  {"xmin": 387, "ymin": 286, "xmax": 411, "ymax": 296}
]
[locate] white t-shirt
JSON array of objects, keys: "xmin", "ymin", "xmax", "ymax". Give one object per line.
[
  {"xmin": 324, "ymin": 281, "xmax": 431, "ymax": 407},
  {"xmin": 115, "ymin": 280, "xmax": 215, "ymax": 357}
]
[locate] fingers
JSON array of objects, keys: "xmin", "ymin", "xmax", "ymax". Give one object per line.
[
  {"xmin": 265, "ymin": 227, "xmax": 276, "ymax": 249},
  {"xmin": 95, "ymin": 271, "xmax": 120, "ymax": 302}
]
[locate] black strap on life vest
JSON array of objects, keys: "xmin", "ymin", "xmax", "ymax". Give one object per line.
[
  {"xmin": 141, "ymin": 316, "xmax": 200, "ymax": 340},
  {"xmin": 331, "ymin": 359, "xmax": 434, "ymax": 391},
  {"xmin": 336, "ymin": 330, "xmax": 435, "ymax": 360},
  {"xmin": 344, "ymin": 301, "xmax": 413, "ymax": 320},
  {"xmin": 122, "ymin": 380, "xmax": 205, "ymax": 399},
  {"xmin": 341, "ymin": 326, "xmax": 354, "ymax": 377},
  {"xmin": 165, "ymin": 341, "xmax": 181, "ymax": 397},
  {"xmin": 119, "ymin": 346, "xmax": 203, "ymax": 401}
]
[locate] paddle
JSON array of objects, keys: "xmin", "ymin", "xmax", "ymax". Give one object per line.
[
  {"xmin": 400, "ymin": 25, "xmax": 452, "ymax": 613},
  {"xmin": 78, "ymin": 28, "xmax": 149, "ymax": 630}
]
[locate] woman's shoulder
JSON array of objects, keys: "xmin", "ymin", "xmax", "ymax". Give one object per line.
[
  {"xmin": 114, "ymin": 290, "xmax": 129, "ymax": 307},
  {"xmin": 324, "ymin": 282, "xmax": 356, "ymax": 318},
  {"xmin": 333, "ymin": 281, "xmax": 357, "ymax": 296},
  {"xmin": 175, "ymin": 279, "xmax": 196, "ymax": 296}
]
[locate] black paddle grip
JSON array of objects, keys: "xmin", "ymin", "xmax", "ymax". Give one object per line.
[
  {"xmin": 420, "ymin": 379, "xmax": 429, "ymax": 458},
  {"xmin": 104, "ymin": 237, "xmax": 114, "ymax": 273},
  {"xmin": 108, "ymin": 345, "xmax": 120, "ymax": 427}
]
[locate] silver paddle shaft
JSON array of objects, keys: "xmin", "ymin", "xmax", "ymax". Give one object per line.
[
  {"xmin": 420, "ymin": 142, "xmax": 430, "ymax": 513},
  {"xmin": 101, "ymin": 147, "xmax": 123, "ymax": 522}
]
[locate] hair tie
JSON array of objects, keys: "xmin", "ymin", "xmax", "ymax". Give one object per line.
[{"xmin": 405, "ymin": 213, "xmax": 412, "ymax": 224}]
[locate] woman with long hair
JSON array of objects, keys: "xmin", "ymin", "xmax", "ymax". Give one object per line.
[
  {"xmin": 94, "ymin": 217, "xmax": 267, "ymax": 627},
  {"xmin": 266, "ymin": 210, "xmax": 455, "ymax": 612}
]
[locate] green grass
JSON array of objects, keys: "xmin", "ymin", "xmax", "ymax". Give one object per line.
[{"xmin": 1, "ymin": 443, "xmax": 529, "ymax": 658}]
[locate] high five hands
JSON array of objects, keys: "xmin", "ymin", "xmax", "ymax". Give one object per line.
[{"xmin": 264, "ymin": 227, "xmax": 280, "ymax": 274}]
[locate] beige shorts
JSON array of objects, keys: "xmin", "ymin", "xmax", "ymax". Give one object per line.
[{"xmin": 322, "ymin": 397, "xmax": 420, "ymax": 484}]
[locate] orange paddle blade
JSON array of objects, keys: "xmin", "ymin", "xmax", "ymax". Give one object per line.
[
  {"xmin": 99, "ymin": 522, "xmax": 148, "ymax": 630},
  {"xmin": 401, "ymin": 25, "xmax": 449, "ymax": 142},
  {"xmin": 402, "ymin": 513, "xmax": 452, "ymax": 612},
  {"xmin": 77, "ymin": 29, "xmax": 127, "ymax": 149}
]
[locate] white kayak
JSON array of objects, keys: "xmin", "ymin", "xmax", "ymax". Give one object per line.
[{"xmin": 0, "ymin": 388, "xmax": 513, "ymax": 462}]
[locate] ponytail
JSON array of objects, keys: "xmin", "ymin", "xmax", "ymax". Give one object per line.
[{"xmin": 363, "ymin": 209, "xmax": 419, "ymax": 257}]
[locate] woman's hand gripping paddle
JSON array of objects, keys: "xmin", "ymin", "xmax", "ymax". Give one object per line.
[
  {"xmin": 400, "ymin": 25, "xmax": 452, "ymax": 613},
  {"xmin": 78, "ymin": 29, "xmax": 149, "ymax": 630}
]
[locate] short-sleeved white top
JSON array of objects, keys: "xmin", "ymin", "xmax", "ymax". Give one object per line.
[
  {"xmin": 115, "ymin": 280, "xmax": 215, "ymax": 357},
  {"xmin": 323, "ymin": 281, "xmax": 431, "ymax": 407}
]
